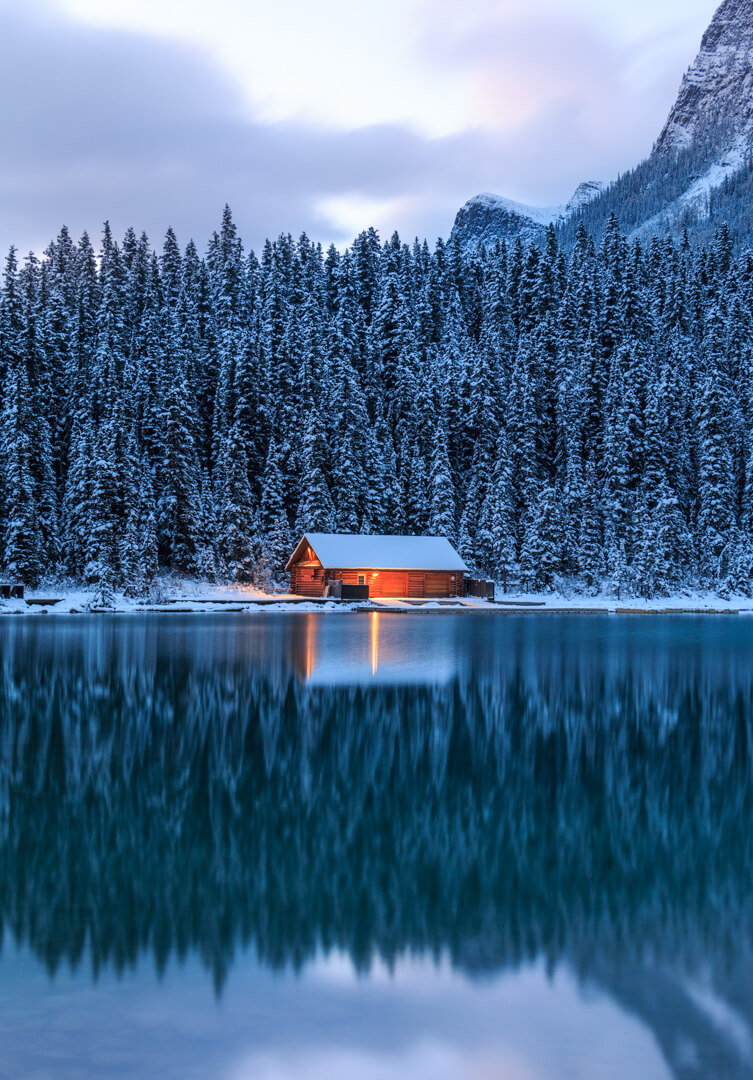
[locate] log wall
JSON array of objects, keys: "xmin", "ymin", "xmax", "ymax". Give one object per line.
[
  {"xmin": 289, "ymin": 566, "xmax": 326, "ymax": 598},
  {"xmin": 289, "ymin": 566, "xmax": 464, "ymax": 599}
]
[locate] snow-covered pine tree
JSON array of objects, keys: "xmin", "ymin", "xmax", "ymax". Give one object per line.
[
  {"xmin": 215, "ymin": 420, "xmax": 256, "ymax": 580},
  {"xmin": 296, "ymin": 406, "xmax": 335, "ymax": 534},
  {"xmin": 519, "ymin": 484, "xmax": 562, "ymax": 592},
  {"xmin": 478, "ymin": 429, "xmax": 516, "ymax": 584},
  {"xmin": 259, "ymin": 438, "xmax": 293, "ymax": 575},
  {"xmin": 428, "ymin": 420, "xmax": 456, "ymax": 542},
  {"xmin": 1, "ymin": 359, "xmax": 42, "ymax": 585},
  {"xmin": 696, "ymin": 354, "xmax": 736, "ymax": 585},
  {"xmin": 121, "ymin": 455, "xmax": 158, "ymax": 596},
  {"xmin": 154, "ymin": 357, "xmax": 203, "ymax": 572}
]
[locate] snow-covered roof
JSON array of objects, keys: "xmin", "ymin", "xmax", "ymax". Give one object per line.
[{"xmin": 287, "ymin": 533, "xmax": 469, "ymax": 572}]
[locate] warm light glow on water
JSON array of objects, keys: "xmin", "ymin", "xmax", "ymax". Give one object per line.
[
  {"xmin": 304, "ymin": 613, "xmax": 316, "ymax": 682},
  {"xmin": 298, "ymin": 612, "xmax": 457, "ymax": 684}
]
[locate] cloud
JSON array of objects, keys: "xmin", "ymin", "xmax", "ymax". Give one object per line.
[
  {"xmin": 227, "ymin": 1042, "xmax": 484, "ymax": 1080},
  {"xmin": 0, "ymin": 0, "xmax": 508, "ymax": 254},
  {"xmin": 0, "ymin": 0, "xmax": 703, "ymax": 256},
  {"xmin": 412, "ymin": 0, "xmax": 705, "ymax": 199}
]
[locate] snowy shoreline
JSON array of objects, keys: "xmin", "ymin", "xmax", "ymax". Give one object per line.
[{"xmin": 2, "ymin": 581, "xmax": 753, "ymax": 616}]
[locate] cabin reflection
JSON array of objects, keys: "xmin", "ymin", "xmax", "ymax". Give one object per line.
[{"xmin": 291, "ymin": 612, "xmax": 459, "ymax": 685}]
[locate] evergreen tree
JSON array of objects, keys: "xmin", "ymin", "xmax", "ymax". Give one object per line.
[
  {"xmin": 215, "ymin": 420, "xmax": 256, "ymax": 580},
  {"xmin": 428, "ymin": 421, "xmax": 456, "ymax": 541},
  {"xmin": 697, "ymin": 362, "xmax": 736, "ymax": 583},
  {"xmin": 121, "ymin": 456, "xmax": 158, "ymax": 596},
  {"xmin": 519, "ymin": 485, "xmax": 562, "ymax": 591},
  {"xmin": 1, "ymin": 361, "xmax": 41, "ymax": 585},
  {"xmin": 296, "ymin": 407, "xmax": 335, "ymax": 533},
  {"xmin": 259, "ymin": 438, "xmax": 293, "ymax": 574}
]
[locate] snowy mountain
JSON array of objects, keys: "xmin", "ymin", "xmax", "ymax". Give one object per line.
[
  {"xmin": 452, "ymin": 182, "xmax": 607, "ymax": 250},
  {"xmin": 453, "ymin": 0, "xmax": 753, "ymax": 249},
  {"xmin": 653, "ymin": 0, "xmax": 753, "ymax": 156},
  {"xmin": 565, "ymin": 180, "xmax": 609, "ymax": 214}
]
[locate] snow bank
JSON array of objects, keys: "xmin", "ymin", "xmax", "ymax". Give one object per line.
[
  {"xmin": 493, "ymin": 589, "xmax": 753, "ymax": 613},
  {"xmin": 0, "ymin": 579, "xmax": 365, "ymax": 615}
]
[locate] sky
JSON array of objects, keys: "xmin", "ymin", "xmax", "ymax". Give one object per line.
[{"xmin": 0, "ymin": 0, "xmax": 718, "ymax": 256}]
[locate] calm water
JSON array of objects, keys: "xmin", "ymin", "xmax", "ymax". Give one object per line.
[{"xmin": 2, "ymin": 612, "xmax": 753, "ymax": 1080}]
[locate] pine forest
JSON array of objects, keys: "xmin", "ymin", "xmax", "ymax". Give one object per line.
[{"xmin": 1, "ymin": 207, "xmax": 752, "ymax": 597}]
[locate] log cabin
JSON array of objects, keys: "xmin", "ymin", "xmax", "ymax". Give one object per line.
[{"xmin": 286, "ymin": 533, "xmax": 468, "ymax": 599}]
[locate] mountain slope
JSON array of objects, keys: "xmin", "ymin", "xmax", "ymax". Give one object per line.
[
  {"xmin": 450, "ymin": 193, "xmax": 563, "ymax": 250},
  {"xmin": 654, "ymin": 0, "xmax": 753, "ymax": 156}
]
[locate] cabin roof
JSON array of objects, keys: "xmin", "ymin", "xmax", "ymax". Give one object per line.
[{"xmin": 286, "ymin": 533, "xmax": 469, "ymax": 572}]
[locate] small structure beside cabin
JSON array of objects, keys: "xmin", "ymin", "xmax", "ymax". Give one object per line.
[{"xmin": 286, "ymin": 533, "xmax": 468, "ymax": 599}]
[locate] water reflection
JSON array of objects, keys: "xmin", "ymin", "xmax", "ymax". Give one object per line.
[
  {"xmin": 2, "ymin": 613, "xmax": 753, "ymax": 1078},
  {"xmin": 300, "ymin": 611, "xmax": 459, "ymax": 683},
  {"xmin": 0, "ymin": 949, "xmax": 670, "ymax": 1080}
]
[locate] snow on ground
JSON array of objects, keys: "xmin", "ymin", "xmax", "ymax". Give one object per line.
[
  {"xmin": 0, "ymin": 578, "xmax": 359, "ymax": 615},
  {"xmin": 1, "ymin": 578, "xmax": 753, "ymax": 615},
  {"xmin": 172, "ymin": 580, "xmax": 288, "ymax": 603}
]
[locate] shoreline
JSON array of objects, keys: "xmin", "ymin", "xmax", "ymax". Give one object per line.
[
  {"xmin": 2, "ymin": 593, "xmax": 753, "ymax": 617},
  {"xmin": 3, "ymin": 580, "xmax": 753, "ymax": 617}
]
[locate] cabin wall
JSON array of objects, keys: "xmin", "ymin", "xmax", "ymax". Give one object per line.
[
  {"xmin": 290, "ymin": 565, "xmax": 326, "ymax": 597},
  {"xmin": 337, "ymin": 571, "xmax": 363, "ymax": 586},
  {"xmin": 291, "ymin": 568, "xmax": 464, "ymax": 599}
]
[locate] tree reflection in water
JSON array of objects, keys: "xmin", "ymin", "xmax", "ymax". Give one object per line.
[{"xmin": 0, "ymin": 612, "xmax": 752, "ymax": 1014}]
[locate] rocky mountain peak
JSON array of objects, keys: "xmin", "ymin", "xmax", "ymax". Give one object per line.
[
  {"xmin": 565, "ymin": 181, "xmax": 609, "ymax": 214},
  {"xmin": 450, "ymin": 182, "xmax": 606, "ymax": 251},
  {"xmin": 653, "ymin": 0, "xmax": 753, "ymax": 156}
]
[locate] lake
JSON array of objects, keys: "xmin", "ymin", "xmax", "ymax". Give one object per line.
[{"xmin": 1, "ymin": 612, "xmax": 753, "ymax": 1079}]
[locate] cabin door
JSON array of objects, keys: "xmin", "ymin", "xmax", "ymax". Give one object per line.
[
  {"xmin": 424, "ymin": 572, "xmax": 450, "ymax": 598},
  {"xmin": 379, "ymin": 572, "xmax": 408, "ymax": 597}
]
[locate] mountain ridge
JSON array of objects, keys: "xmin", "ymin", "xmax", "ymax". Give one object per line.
[{"xmin": 452, "ymin": 182, "xmax": 608, "ymax": 250}]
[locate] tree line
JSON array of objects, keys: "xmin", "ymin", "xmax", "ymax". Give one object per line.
[{"xmin": 1, "ymin": 207, "xmax": 752, "ymax": 595}]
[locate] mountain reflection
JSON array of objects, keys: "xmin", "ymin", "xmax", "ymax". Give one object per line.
[{"xmin": 1, "ymin": 613, "xmax": 752, "ymax": 1023}]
